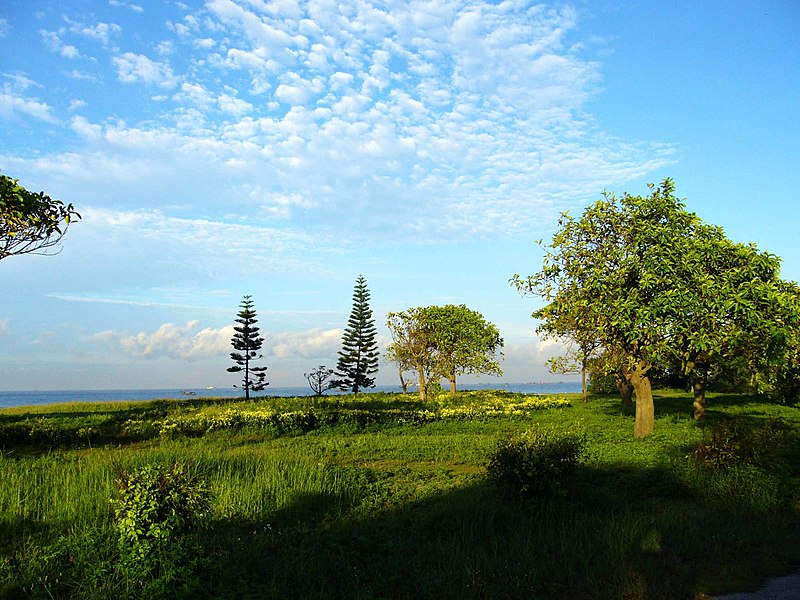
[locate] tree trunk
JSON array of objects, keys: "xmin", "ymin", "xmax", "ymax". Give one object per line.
[
  {"xmin": 692, "ymin": 357, "xmax": 709, "ymax": 421},
  {"xmin": 630, "ymin": 360, "xmax": 654, "ymax": 437},
  {"xmin": 616, "ymin": 375, "xmax": 633, "ymax": 407},
  {"xmin": 449, "ymin": 374, "xmax": 457, "ymax": 397},
  {"xmin": 417, "ymin": 363, "xmax": 428, "ymax": 402},
  {"xmin": 581, "ymin": 358, "xmax": 587, "ymax": 402},
  {"xmin": 399, "ymin": 367, "xmax": 408, "ymax": 394}
]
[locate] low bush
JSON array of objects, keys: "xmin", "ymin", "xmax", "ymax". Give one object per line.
[
  {"xmin": 111, "ymin": 462, "xmax": 212, "ymax": 598},
  {"xmin": 486, "ymin": 428, "xmax": 586, "ymax": 497},
  {"xmin": 692, "ymin": 418, "xmax": 791, "ymax": 470}
]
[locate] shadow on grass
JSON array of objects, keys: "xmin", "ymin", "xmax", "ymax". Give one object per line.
[
  {"xmin": 593, "ymin": 391, "xmax": 792, "ymax": 424},
  {"xmin": 202, "ymin": 463, "xmax": 800, "ymax": 600}
]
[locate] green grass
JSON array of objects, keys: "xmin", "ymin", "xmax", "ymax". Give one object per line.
[{"xmin": 0, "ymin": 389, "xmax": 798, "ymax": 599}]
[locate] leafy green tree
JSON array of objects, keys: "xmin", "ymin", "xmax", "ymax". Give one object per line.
[
  {"xmin": 764, "ymin": 281, "xmax": 800, "ymax": 404},
  {"xmin": 227, "ymin": 295, "xmax": 268, "ymax": 400},
  {"xmin": 0, "ymin": 173, "xmax": 80, "ymax": 260},
  {"xmin": 386, "ymin": 304, "xmax": 503, "ymax": 400},
  {"xmin": 424, "ymin": 304, "xmax": 503, "ymax": 396},
  {"xmin": 513, "ymin": 179, "xmax": 790, "ymax": 436},
  {"xmin": 384, "ymin": 343, "xmax": 415, "ymax": 393},
  {"xmin": 335, "ymin": 275, "xmax": 379, "ymax": 394},
  {"xmin": 387, "ymin": 307, "xmax": 441, "ymax": 401},
  {"xmin": 304, "ymin": 365, "xmax": 336, "ymax": 396}
]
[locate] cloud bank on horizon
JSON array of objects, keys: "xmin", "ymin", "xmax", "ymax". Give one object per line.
[{"xmin": 1, "ymin": 0, "xmax": 796, "ymax": 390}]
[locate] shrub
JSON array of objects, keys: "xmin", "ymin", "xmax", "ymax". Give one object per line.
[
  {"xmin": 111, "ymin": 462, "xmax": 212, "ymax": 597},
  {"xmin": 692, "ymin": 418, "xmax": 791, "ymax": 470},
  {"xmin": 486, "ymin": 428, "xmax": 586, "ymax": 497}
]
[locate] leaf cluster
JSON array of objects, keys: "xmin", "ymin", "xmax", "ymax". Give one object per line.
[
  {"xmin": 111, "ymin": 462, "xmax": 211, "ymax": 594},
  {"xmin": 0, "ymin": 173, "xmax": 80, "ymax": 259}
]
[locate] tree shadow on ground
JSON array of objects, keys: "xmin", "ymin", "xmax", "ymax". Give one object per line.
[
  {"xmin": 202, "ymin": 462, "xmax": 800, "ymax": 600},
  {"xmin": 593, "ymin": 392, "xmax": 791, "ymax": 424}
]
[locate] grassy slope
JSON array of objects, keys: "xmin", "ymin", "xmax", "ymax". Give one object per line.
[{"xmin": 0, "ymin": 390, "xmax": 798, "ymax": 599}]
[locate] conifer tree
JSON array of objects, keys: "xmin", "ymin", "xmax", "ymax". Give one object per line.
[
  {"xmin": 335, "ymin": 275, "xmax": 379, "ymax": 393},
  {"xmin": 227, "ymin": 295, "xmax": 268, "ymax": 400}
]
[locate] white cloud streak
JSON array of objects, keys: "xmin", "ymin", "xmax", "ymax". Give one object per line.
[{"xmin": 94, "ymin": 321, "xmax": 342, "ymax": 360}]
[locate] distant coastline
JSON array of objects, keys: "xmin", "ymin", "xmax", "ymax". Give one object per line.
[{"xmin": 0, "ymin": 382, "xmax": 581, "ymax": 410}]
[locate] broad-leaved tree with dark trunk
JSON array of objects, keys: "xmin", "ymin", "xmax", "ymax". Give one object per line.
[
  {"xmin": 425, "ymin": 304, "xmax": 503, "ymax": 396},
  {"xmin": 387, "ymin": 304, "xmax": 503, "ymax": 400},
  {"xmin": 513, "ymin": 179, "xmax": 791, "ymax": 436}
]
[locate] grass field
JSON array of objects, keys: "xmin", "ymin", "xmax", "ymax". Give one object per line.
[{"xmin": 0, "ymin": 389, "xmax": 798, "ymax": 599}]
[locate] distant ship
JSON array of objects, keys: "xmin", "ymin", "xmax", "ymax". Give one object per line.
[{"xmin": 205, "ymin": 386, "xmax": 215, "ymax": 390}]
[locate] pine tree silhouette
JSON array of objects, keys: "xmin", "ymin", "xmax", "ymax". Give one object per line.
[
  {"xmin": 227, "ymin": 295, "xmax": 268, "ymax": 400},
  {"xmin": 335, "ymin": 275, "xmax": 379, "ymax": 393}
]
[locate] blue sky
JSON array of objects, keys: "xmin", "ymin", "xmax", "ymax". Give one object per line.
[{"xmin": 1, "ymin": 0, "xmax": 798, "ymax": 391}]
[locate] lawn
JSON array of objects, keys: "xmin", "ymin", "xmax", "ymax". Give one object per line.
[{"xmin": 0, "ymin": 389, "xmax": 798, "ymax": 599}]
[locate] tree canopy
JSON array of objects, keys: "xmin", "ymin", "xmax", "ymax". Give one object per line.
[
  {"xmin": 0, "ymin": 174, "xmax": 80, "ymax": 260},
  {"xmin": 512, "ymin": 179, "xmax": 794, "ymax": 436},
  {"xmin": 387, "ymin": 304, "xmax": 503, "ymax": 401}
]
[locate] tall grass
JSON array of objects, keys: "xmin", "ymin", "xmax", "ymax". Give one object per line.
[{"xmin": 0, "ymin": 389, "xmax": 798, "ymax": 598}]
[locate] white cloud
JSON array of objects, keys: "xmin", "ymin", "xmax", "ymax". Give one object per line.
[
  {"xmin": 0, "ymin": 77, "xmax": 58, "ymax": 123},
  {"xmin": 218, "ymin": 94, "xmax": 252, "ymax": 116},
  {"xmin": 74, "ymin": 22, "xmax": 122, "ymax": 45},
  {"xmin": 60, "ymin": 45, "xmax": 80, "ymax": 59},
  {"xmin": 93, "ymin": 321, "xmax": 234, "ymax": 360},
  {"xmin": 68, "ymin": 69, "xmax": 98, "ymax": 81},
  {"xmin": 39, "ymin": 29, "xmax": 81, "ymax": 59},
  {"xmin": 113, "ymin": 52, "xmax": 177, "ymax": 87},
  {"xmin": 156, "ymin": 40, "xmax": 175, "ymax": 56},
  {"xmin": 48, "ymin": 206, "xmax": 341, "ymax": 284},
  {"xmin": 0, "ymin": 319, "xmax": 8, "ymax": 335},
  {"xmin": 173, "ymin": 81, "xmax": 215, "ymax": 107},
  {"xmin": 194, "ymin": 37, "xmax": 216, "ymax": 49},
  {"xmin": 0, "ymin": 18, "xmax": 9, "ymax": 38},
  {"xmin": 2, "ymin": 73, "xmax": 36, "ymax": 92},
  {"xmin": 109, "ymin": 0, "xmax": 144, "ymax": 13},
  {"xmin": 269, "ymin": 328, "xmax": 343, "ymax": 358},
  {"xmin": 6, "ymin": 0, "xmax": 674, "ymax": 242},
  {"xmin": 94, "ymin": 322, "xmax": 342, "ymax": 361}
]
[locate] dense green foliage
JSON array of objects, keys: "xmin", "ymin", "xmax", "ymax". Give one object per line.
[
  {"xmin": 0, "ymin": 173, "xmax": 80, "ymax": 260},
  {"xmin": 1, "ymin": 390, "xmax": 798, "ymax": 599},
  {"xmin": 486, "ymin": 428, "xmax": 585, "ymax": 497},
  {"xmin": 387, "ymin": 304, "xmax": 503, "ymax": 401},
  {"xmin": 513, "ymin": 179, "xmax": 799, "ymax": 436},
  {"xmin": 227, "ymin": 295, "xmax": 269, "ymax": 400},
  {"xmin": 425, "ymin": 304, "xmax": 504, "ymax": 395},
  {"xmin": 335, "ymin": 275, "xmax": 379, "ymax": 393},
  {"xmin": 112, "ymin": 462, "xmax": 211, "ymax": 597}
]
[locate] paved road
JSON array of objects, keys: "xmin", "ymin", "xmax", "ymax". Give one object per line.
[{"xmin": 712, "ymin": 572, "xmax": 800, "ymax": 600}]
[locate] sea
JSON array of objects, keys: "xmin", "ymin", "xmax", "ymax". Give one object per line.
[{"xmin": 0, "ymin": 382, "xmax": 581, "ymax": 409}]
